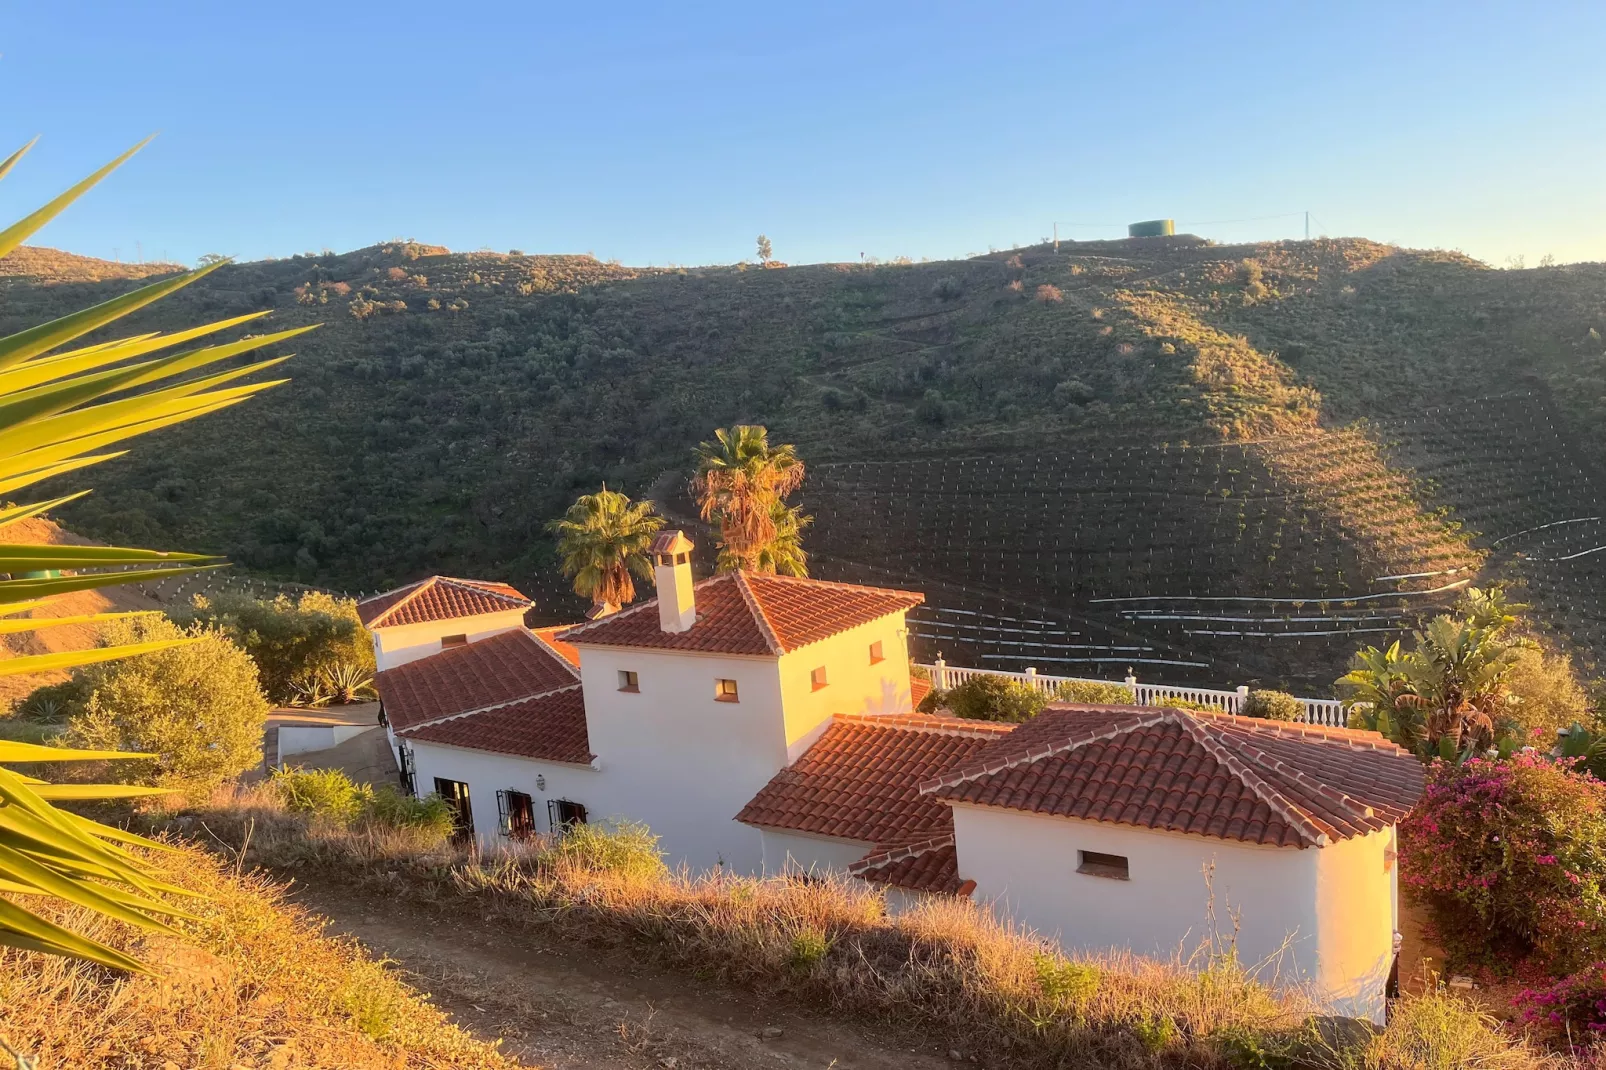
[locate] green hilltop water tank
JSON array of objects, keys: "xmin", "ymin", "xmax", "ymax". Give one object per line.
[{"xmin": 1128, "ymin": 219, "xmax": 1176, "ymax": 238}]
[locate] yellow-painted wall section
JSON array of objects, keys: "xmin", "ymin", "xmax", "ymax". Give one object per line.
[
  {"xmin": 776, "ymin": 614, "xmax": 915, "ymax": 761},
  {"xmin": 1312, "ymin": 827, "xmax": 1397, "ymax": 1023}
]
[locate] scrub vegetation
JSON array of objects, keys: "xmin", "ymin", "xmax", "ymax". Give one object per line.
[
  {"xmin": 10, "ymin": 234, "xmax": 1602, "ymax": 687},
  {"xmin": 148, "ymin": 786, "xmax": 1569, "ymax": 1070}
]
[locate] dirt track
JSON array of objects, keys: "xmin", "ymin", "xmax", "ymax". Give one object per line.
[{"xmin": 289, "ymin": 881, "xmax": 966, "ymax": 1070}]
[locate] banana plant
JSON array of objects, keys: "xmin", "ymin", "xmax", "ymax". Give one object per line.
[{"xmin": 0, "ymin": 134, "xmax": 310, "ymax": 970}]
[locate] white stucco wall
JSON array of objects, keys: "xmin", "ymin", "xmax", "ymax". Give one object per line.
[
  {"xmin": 953, "ymin": 804, "xmax": 1320, "ymax": 975},
  {"xmin": 278, "ymin": 724, "xmax": 371, "ymax": 760},
  {"xmin": 952, "ymin": 803, "xmax": 1397, "ymax": 1022},
  {"xmin": 1312, "ymin": 827, "xmax": 1396, "ymax": 1022},
  {"xmin": 776, "ymin": 615, "xmax": 915, "ymax": 761},
  {"xmin": 372, "ymin": 609, "xmax": 529, "ymax": 671},
  {"xmin": 407, "ymin": 739, "xmax": 598, "ymax": 845},
  {"xmin": 575, "ymin": 645, "xmax": 786, "ymax": 873},
  {"xmin": 757, "ymin": 829, "xmax": 872, "ymax": 877}
]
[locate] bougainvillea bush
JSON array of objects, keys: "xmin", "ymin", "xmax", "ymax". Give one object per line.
[
  {"xmin": 1516, "ymin": 961, "xmax": 1606, "ymax": 1042},
  {"xmin": 1399, "ymin": 753, "xmax": 1606, "ymax": 973}
]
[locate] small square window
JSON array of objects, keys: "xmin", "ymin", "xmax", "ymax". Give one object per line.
[
  {"xmin": 618, "ymin": 670, "xmax": 639, "ymax": 692},
  {"xmin": 810, "ymin": 666, "xmax": 829, "ymax": 691},
  {"xmin": 715, "ymin": 678, "xmax": 739, "ymax": 702},
  {"xmin": 440, "ymin": 634, "xmax": 468, "ymax": 649},
  {"xmin": 1077, "ymin": 850, "xmax": 1129, "ymax": 880},
  {"xmin": 868, "ymin": 640, "xmax": 885, "ymax": 665}
]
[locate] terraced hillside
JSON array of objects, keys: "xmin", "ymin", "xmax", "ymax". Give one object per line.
[{"xmin": 3, "ymin": 235, "xmax": 1603, "ymax": 689}]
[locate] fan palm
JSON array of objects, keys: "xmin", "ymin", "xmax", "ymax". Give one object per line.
[
  {"xmin": 692, "ymin": 425, "xmax": 806, "ymax": 572},
  {"xmin": 0, "ymin": 134, "xmax": 307, "ymax": 970},
  {"xmin": 548, "ymin": 487, "xmax": 664, "ymax": 607},
  {"xmin": 717, "ymin": 500, "xmax": 812, "ymax": 577}
]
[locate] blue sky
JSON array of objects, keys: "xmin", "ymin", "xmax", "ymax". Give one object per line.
[{"xmin": 3, "ymin": 2, "xmax": 1602, "ymax": 268}]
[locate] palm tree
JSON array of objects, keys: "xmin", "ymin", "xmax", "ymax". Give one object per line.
[
  {"xmin": 0, "ymin": 134, "xmax": 305, "ymax": 970},
  {"xmin": 548, "ymin": 487, "xmax": 664, "ymax": 608},
  {"xmin": 692, "ymin": 425, "xmax": 806, "ymax": 572},
  {"xmin": 718, "ymin": 500, "xmax": 811, "ymax": 577}
]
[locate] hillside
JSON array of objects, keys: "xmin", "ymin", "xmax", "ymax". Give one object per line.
[{"xmin": 3, "ymin": 236, "xmax": 1604, "ymax": 690}]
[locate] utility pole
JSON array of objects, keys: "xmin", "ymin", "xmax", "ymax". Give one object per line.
[
  {"xmin": 1053, "ymin": 222, "xmax": 1059, "ymax": 253},
  {"xmin": 1304, "ymin": 211, "xmax": 1310, "ymax": 241}
]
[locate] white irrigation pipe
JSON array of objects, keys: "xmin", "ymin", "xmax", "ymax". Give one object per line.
[
  {"xmin": 1532, "ymin": 544, "xmax": 1606, "ymax": 562},
  {"xmin": 1183, "ymin": 627, "xmax": 1405, "ymax": 638},
  {"xmin": 978, "ymin": 654, "xmax": 1212, "ymax": 668},
  {"xmin": 1089, "ymin": 579, "xmax": 1470, "ymax": 605},
  {"xmin": 1489, "ymin": 516, "xmax": 1603, "ymax": 546},
  {"xmin": 1370, "ymin": 567, "xmax": 1471, "ymax": 583},
  {"xmin": 1122, "ymin": 613, "xmax": 1405, "ymax": 624}
]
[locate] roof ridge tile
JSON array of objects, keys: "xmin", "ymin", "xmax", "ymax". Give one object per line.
[{"xmin": 733, "ymin": 572, "xmax": 785, "ymax": 655}]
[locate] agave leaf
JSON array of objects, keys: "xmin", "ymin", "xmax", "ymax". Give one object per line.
[
  {"xmin": 0, "ymin": 395, "xmax": 254, "ymax": 480},
  {"xmin": 0, "ymin": 897, "xmax": 152, "ymax": 972},
  {"xmin": 0, "ymin": 599, "xmax": 61, "ymax": 617},
  {"xmin": 0, "ymin": 451, "xmax": 129, "ymax": 498},
  {"xmin": 0, "ymin": 841, "xmax": 177, "ymax": 934},
  {"xmin": 0, "ymin": 741, "xmax": 155, "ymax": 764},
  {"xmin": 0, "ymin": 637, "xmax": 198, "ymax": 678},
  {"xmin": 0, "ymin": 257, "xmax": 227, "ymax": 374},
  {"xmin": 0, "ymin": 367, "xmax": 290, "ymax": 463},
  {"xmin": 0, "ymin": 137, "xmax": 39, "ymax": 184},
  {"xmin": 0, "ymin": 543, "xmax": 214, "ymax": 565},
  {"xmin": 0, "ymin": 491, "xmax": 91, "ymax": 531},
  {"xmin": 24, "ymin": 783, "xmax": 176, "ymax": 801},
  {"xmin": 0, "ymin": 610, "xmax": 162, "ymax": 636},
  {"xmin": 56, "ymin": 810, "xmax": 183, "ymax": 855},
  {"xmin": 0, "ymin": 563, "xmax": 224, "ymax": 605},
  {"xmin": 0, "ymin": 312, "xmax": 271, "ymax": 396},
  {"xmin": 0, "ymin": 136, "xmax": 153, "ymax": 262}
]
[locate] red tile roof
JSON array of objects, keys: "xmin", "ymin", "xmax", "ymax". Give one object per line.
[
  {"xmin": 376, "ymin": 629, "xmax": 578, "ymax": 731},
  {"xmin": 358, "ymin": 577, "xmax": 532, "ymax": 629},
  {"xmin": 737, "ymin": 713, "xmax": 1012, "ymax": 847},
  {"xmin": 557, "ymin": 572, "xmax": 922, "ymax": 657},
  {"xmin": 923, "ymin": 705, "xmax": 1424, "ymax": 849},
  {"xmin": 911, "ymin": 676, "xmax": 933, "ymax": 710},
  {"xmin": 849, "ymin": 837, "xmax": 975, "ymax": 897},
  {"xmin": 530, "ymin": 625, "xmax": 581, "ymax": 668},
  {"xmin": 401, "ymin": 685, "xmax": 592, "ymax": 766}
]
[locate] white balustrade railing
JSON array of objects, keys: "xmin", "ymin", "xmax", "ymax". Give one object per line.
[{"xmin": 915, "ymin": 661, "xmax": 1347, "ymax": 728}]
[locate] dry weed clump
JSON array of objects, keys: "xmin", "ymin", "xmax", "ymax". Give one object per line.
[
  {"xmin": 152, "ymin": 788, "xmax": 1566, "ymax": 1070},
  {"xmin": 0, "ymin": 832, "xmax": 513, "ymax": 1069}
]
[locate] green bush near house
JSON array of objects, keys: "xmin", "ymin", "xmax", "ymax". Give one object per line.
[
  {"xmin": 270, "ymin": 766, "xmax": 455, "ymax": 842},
  {"xmin": 1052, "ymin": 680, "xmax": 1136, "ymax": 705},
  {"xmin": 173, "ymin": 590, "xmax": 374, "ymax": 705},
  {"xmin": 947, "ymin": 674, "xmax": 1046, "ymax": 722},
  {"xmin": 1241, "ymin": 689, "xmax": 1303, "ymax": 721},
  {"xmin": 544, "ymin": 819, "xmax": 667, "ymax": 880},
  {"xmin": 61, "ymin": 615, "xmax": 271, "ymax": 796}
]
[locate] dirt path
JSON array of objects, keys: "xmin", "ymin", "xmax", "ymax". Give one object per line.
[{"xmin": 288, "ymin": 882, "xmax": 964, "ymax": 1070}]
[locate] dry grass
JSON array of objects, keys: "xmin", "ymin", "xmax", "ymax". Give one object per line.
[
  {"xmin": 149, "ymin": 784, "xmax": 1569, "ymax": 1070},
  {"xmin": 0, "ymin": 827, "xmax": 516, "ymax": 1069}
]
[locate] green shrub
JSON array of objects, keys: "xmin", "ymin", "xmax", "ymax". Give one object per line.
[
  {"xmin": 545, "ymin": 820, "xmax": 667, "ymax": 881},
  {"xmin": 1401, "ymin": 753, "xmax": 1606, "ymax": 973},
  {"xmin": 1147, "ymin": 696, "xmax": 1219, "ymax": 712},
  {"xmin": 1241, "ymin": 690, "xmax": 1302, "ymax": 721},
  {"xmin": 272, "ymin": 767, "xmax": 367, "ymax": 825},
  {"xmin": 175, "ymin": 591, "xmax": 374, "ymax": 705},
  {"xmin": 1051, "ymin": 680, "xmax": 1136, "ymax": 704},
  {"xmin": 1033, "ymin": 953, "xmax": 1099, "ymax": 1005},
  {"xmin": 62, "ymin": 616, "xmax": 270, "ymax": 795},
  {"xmin": 788, "ymin": 928, "xmax": 831, "ymax": 971},
  {"xmin": 947, "ymin": 674, "xmax": 1047, "ymax": 722},
  {"xmin": 271, "ymin": 768, "xmax": 455, "ymax": 843},
  {"xmin": 363, "ymin": 785, "xmax": 455, "ymax": 840}
]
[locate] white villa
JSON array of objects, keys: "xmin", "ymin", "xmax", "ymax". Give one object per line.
[{"xmin": 361, "ymin": 531, "xmax": 1423, "ymax": 1022}]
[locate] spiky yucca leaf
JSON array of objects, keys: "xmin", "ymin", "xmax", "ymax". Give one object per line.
[{"xmin": 0, "ymin": 134, "xmax": 307, "ymax": 969}]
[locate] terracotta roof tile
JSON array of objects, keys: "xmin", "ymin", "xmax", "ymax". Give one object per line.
[
  {"xmin": 911, "ymin": 676, "xmax": 933, "ymax": 711},
  {"xmin": 530, "ymin": 625, "xmax": 581, "ymax": 668},
  {"xmin": 924, "ymin": 704, "xmax": 1425, "ymax": 849},
  {"xmin": 849, "ymin": 837, "xmax": 973, "ymax": 896},
  {"xmin": 736, "ymin": 713, "xmax": 1012, "ymax": 846},
  {"xmin": 558, "ymin": 572, "xmax": 922, "ymax": 657},
  {"xmin": 401, "ymin": 686, "xmax": 592, "ymax": 765},
  {"xmin": 358, "ymin": 576, "xmax": 532, "ymax": 629},
  {"xmin": 375, "ymin": 629, "xmax": 578, "ymax": 731}
]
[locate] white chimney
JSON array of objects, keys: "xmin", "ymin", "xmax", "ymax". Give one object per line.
[{"xmin": 651, "ymin": 530, "xmax": 697, "ymax": 633}]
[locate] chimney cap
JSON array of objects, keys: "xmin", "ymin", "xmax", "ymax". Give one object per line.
[
  {"xmin": 585, "ymin": 599, "xmax": 619, "ymax": 620},
  {"xmin": 650, "ymin": 530, "xmax": 696, "ymax": 556}
]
